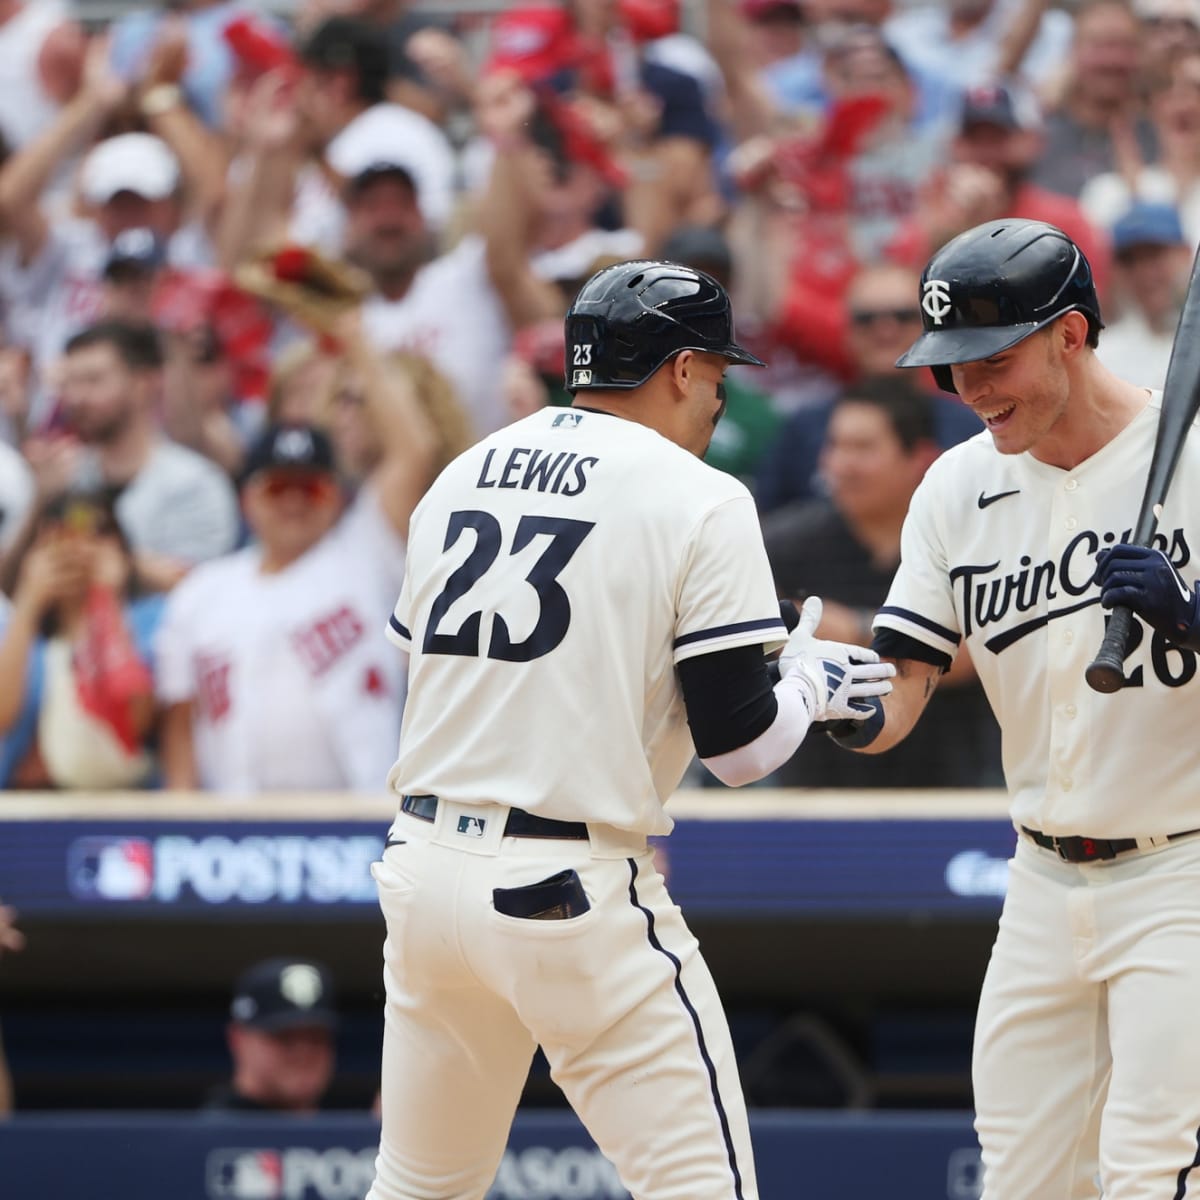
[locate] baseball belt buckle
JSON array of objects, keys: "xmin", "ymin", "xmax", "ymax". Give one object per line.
[{"xmin": 1057, "ymin": 835, "xmax": 1117, "ymax": 862}]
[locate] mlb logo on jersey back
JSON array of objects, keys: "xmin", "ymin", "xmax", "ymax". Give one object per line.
[
  {"xmin": 457, "ymin": 816, "xmax": 487, "ymax": 838},
  {"xmin": 553, "ymin": 411, "xmax": 583, "ymax": 428}
]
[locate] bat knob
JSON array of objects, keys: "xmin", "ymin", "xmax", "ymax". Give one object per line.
[{"xmin": 1085, "ymin": 660, "xmax": 1125, "ymax": 694}]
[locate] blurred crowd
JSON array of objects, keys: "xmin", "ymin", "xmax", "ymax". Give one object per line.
[{"xmin": 0, "ymin": 0, "xmax": 1196, "ymax": 794}]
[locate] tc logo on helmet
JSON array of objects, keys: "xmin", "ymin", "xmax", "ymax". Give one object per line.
[{"xmin": 921, "ymin": 279, "xmax": 953, "ymax": 326}]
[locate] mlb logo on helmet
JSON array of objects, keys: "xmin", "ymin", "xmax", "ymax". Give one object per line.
[
  {"xmin": 572, "ymin": 369, "xmax": 592, "ymax": 387},
  {"xmin": 67, "ymin": 836, "xmax": 154, "ymax": 901}
]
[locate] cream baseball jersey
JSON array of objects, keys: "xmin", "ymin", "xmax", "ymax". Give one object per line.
[
  {"xmin": 877, "ymin": 392, "xmax": 1200, "ymax": 837},
  {"xmin": 385, "ymin": 407, "xmax": 788, "ymax": 835}
]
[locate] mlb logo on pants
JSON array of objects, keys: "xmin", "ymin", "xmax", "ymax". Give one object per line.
[{"xmin": 457, "ymin": 816, "xmax": 487, "ymax": 838}]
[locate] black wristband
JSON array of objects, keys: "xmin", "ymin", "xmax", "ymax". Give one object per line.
[{"xmin": 824, "ymin": 695, "xmax": 885, "ymax": 750}]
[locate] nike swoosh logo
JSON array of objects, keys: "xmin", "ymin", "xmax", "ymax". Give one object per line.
[{"xmin": 977, "ymin": 489, "xmax": 1020, "ymax": 509}]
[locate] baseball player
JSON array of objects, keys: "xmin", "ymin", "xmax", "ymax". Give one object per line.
[
  {"xmin": 835, "ymin": 218, "xmax": 1200, "ymax": 1198},
  {"xmin": 366, "ymin": 260, "xmax": 894, "ymax": 1200}
]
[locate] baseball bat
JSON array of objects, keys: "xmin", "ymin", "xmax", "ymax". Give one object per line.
[{"xmin": 1086, "ymin": 242, "xmax": 1200, "ymax": 693}]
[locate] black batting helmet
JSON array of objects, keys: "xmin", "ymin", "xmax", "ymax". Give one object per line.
[
  {"xmin": 895, "ymin": 219, "xmax": 1103, "ymax": 394},
  {"xmin": 564, "ymin": 259, "xmax": 765, "ymax": 394}
]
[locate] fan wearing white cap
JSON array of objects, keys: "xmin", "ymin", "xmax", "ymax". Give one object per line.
[{"xmin": 0, "ymin": 104, "xmax": 214, "ymax": 423}]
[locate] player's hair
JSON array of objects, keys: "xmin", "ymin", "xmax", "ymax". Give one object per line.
[
  {"xmin": 299, "ymin": 17, "xmax": 389, "ymax": 106},
  {"xmin": 64, "ymin": 320, "xmax": 163, "ymax": 371},
  {"xmin": 833, "ymin": 375, "xmax": 936, "ymax": 452}
]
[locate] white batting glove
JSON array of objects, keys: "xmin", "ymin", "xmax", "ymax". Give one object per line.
[{"xmin": 779, "ymin": 596, "xmax": 895, "ymax": 723}]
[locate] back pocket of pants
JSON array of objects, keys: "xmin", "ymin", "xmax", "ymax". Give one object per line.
[{"xmin": 493, "ymin": 869, "xmax": 591, "ymax": 921}]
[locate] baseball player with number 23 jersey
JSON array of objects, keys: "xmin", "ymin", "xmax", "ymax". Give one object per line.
[
  {"xmin": 364, "ymin": 261, "xmax": 893, "ymax": 1200},
  {"xmin": 832, "ymin": 219, "xmax": 1200, "ymax": 1198}
]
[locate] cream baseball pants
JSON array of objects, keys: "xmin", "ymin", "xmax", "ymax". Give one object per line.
[
  {"xmin": 365, "ymin": 799, "xmax": 758, "ymax": 1200},
  {"xmin": 974, "ymin": 833, "xmax": 1200, "ymax": 1199}
]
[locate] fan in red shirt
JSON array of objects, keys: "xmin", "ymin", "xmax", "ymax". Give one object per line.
[{"xmin": 888, "ymin": 83, "xmax": 1112, "ymax": 304}]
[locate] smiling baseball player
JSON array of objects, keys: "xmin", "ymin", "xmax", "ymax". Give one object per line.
[
  {"xmin": 832, "ymin": 218, "xmax": 1200, "ymax": 1198},
  {"xmin": 365, "ymin": 260, "xmax": 893, "ymax": 1200}
]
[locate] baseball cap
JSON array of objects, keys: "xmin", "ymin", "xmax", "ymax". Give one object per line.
[
  {"xmin": 80, "ymin": 133, "xmax": 181, "ymax": 205},
  {"xmin": 325, "ymin": 103, "xmax": 457, "ymax": 230},
  {"xmin": 960, "ymin": 83, "xmax": 1040, "ymax": 132},
  {"xmin": 484, "ymin": 7, "xmax": 583, "ymax": 84},
  {"xmin": 241, "ymin": 424, "xmax": 337, "ymax": 484},
  {"xmin": 103, "ymin": 228, "xmax": 166, "ymax": 279},
  {"xmin": 230, "ymin": 958, "xmax": 337, "ymax": 1033},
  {"xmin": 1111, "ymin": 201, "xmax": 1187, "ymax": 254}
]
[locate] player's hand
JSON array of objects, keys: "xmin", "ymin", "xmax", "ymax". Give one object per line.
[
  {"xmin": 780, "ymin": 596, "xmax": 895, "ymax": 722},
  {"xmin": 1096, "ymin": 544, "xmax": 1200, "ymax": 649}
]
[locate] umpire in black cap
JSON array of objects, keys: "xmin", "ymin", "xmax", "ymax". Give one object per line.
[{"xmin": 203, "ymin": 957, "xmax": 338, "ymax": 1114}]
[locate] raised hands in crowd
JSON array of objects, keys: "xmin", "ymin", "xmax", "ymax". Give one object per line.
[{"xmin": 0, "ymin": 0, "xmax": 1188, "ymax": 794}]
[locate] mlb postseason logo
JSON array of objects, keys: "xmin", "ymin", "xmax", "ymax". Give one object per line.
[
  {"xmin": 207, "ymin": 1150, "xmax": 283, "ymax": 1200},
  {"xmin": 206, "ymin": 1147, "xmax": 376, "ymax": 1200},
  {"xmin": 64, "ymin": 832, "xmax": 383, "ymax": 905},
  {"xmin": 67, "ymin": 837, "xmax": 155, "ymax": 901}
]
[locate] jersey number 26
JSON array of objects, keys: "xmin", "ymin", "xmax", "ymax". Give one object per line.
[{"xmin": 423, "ymin": 510, "xmax": 594, "ymax": 662}]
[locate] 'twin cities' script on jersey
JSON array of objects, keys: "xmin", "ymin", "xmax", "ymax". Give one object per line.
[
  {"xmin": 950, "ymin": 525, "xmax": 1189, "ymax": 650},
  {"xmin": 476, "ymin": 447, "xmax": 600, "ymax": 496}
]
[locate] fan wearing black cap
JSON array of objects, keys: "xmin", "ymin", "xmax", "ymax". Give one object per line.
[
  {"xmin": 156, "ymin": 422, "xmax": 410, "ymax": 793},
  {"xmin": 203, "ymin": 958, "xmax": 337, "ymax": 1115},
  {"xmin": 890, "ymin": 83, "xmax": 1111, "ymax": 303},
  {"xmin": 834, "ymin": 217, "xmax": 1200, "ymax": 1198}
]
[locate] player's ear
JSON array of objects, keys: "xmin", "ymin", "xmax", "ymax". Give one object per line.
[
  {"xmin": 1058, "ymin": 310, "xmax": 1090, "ymax": 356},
  {"xmin": 668, "ymin": 350, "xmax": 695, "ymax": 397}
]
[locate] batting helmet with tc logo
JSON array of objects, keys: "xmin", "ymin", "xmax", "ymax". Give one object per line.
[{"xmin": 896, "ymin": 219, "xmax": 1103, "ymax": 394}]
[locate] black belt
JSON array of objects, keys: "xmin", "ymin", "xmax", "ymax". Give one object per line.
[
  {"xmin": 400, "ymin": 794, "xmax": 589, "ymax": 840},
  {"xmin": 1021, "ymin": 825, "xmax": 1200, "ymax": 863}
]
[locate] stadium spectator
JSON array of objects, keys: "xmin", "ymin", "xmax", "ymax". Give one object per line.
[
  {"xmin": 155, "ymin": 412, "xmax": 426, "ymax": 792},
  {"xmin": 1134, "ymin": 0, "xmax": 1200, "ymax": 96},
  {"xmin": 107, "ymin": 0, "xmax": 254, "ymax": 131},
  {"xmin": 235, "ymin": 242, "xmax": 469, "ymax": 487},
  {"xmin": 483, "ymin": 1, "xmax": 725, "ymax": 252},
  {"xmin": 0, "ymin": 32, "xmax": 224, "ymax": 417},
  {"xmin": 723, "ymin": 27, "xmax": 948, "ymax": 407},
  {"xmin": 755, "ymin": 262, "xmax": 983, "ymax": 512},
  {"xmin": 472, "ymin": 70, "xmax": 643, "ymax": 328},
  {"xmin": 884, "ymin": 0, "xmax": 1074, "ymax": 96},
  {"xmin": 322, "ymin": 104, "xmax": 509, "ymax": 436},
  {"xmin": 0, "ymin": 487, "xmax": 162, "ymax": 789},
  {"xmin": 292, "ymin": 0, "xmax": 472, "ymax": 127},
  {"xmin": 50, "ymin": 320, "xmax": 240, "ymax": 592},
  {"xmin": 203, "ymin": 957, "xmax": 337, "ymax": 1115},
  {"xmin": 1080, "ymin": 45, "xmax": 1200, "ymax": 244},
  {"xmin": 891, "ymin": 82, "xmax": 1111, "ymax": 299},
  {"xmin": 1030, "ymin": 0, "xmax": 1154, "ymax": 199},
  {"xmin": 217, "ymin": 18, "xmax": 458, "ymax": 268},
  {"xmin": 761, "ymin": 377, "xmax": 1002, "ymax": 787},
  {"xmin": 1096, "ymin": 200, "xmax": 1192, "ymax": 386}
]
